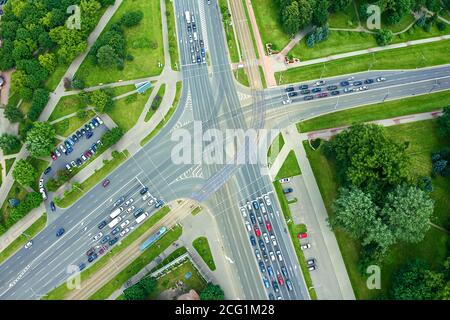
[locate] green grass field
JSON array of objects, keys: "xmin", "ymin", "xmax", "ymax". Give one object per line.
[
  {"xmin": 151, "ymin": 246, "xmax": 188, "ymax": 272},
  {"xmin": 192, "ymin": 236, "xmax": 216, "ymax": 271},
  {"xmin": 89, "ymin": 225, "xmax": 183, "ymax": 300},
  {"xmin": 56, "ymin": 150, "xmax": 129, "ymax": 208},
  {"xmin": 44, "ymin": 206, "xmax": 170, "ymax": 300},
  {"xmin": 267, "ymin": 134, "xmax": 285, "ymax": 167},
  {"xmin": 328, "ymin": 3, "xmax": 359, "ymax": 29},
  {"xmin": 45, "ymin": 63, "xmax": 69, "ymax": 92},
  {"xmin": 0, "ymin": 214, "xmax": 47, "ymax": 264},
  {"xmin": 53, "ymin": 110, "xmax": 96, "ymax": 137},
  {"xmin": 250, "ymin": 0, "xmax": 290, "ymax": 52},
  {"xmin": 302, "ymin": 119, "xmax": 450, "ymax": 299},
  {"xmin": 275, "ymin": 150, "xmax": 301, "ymax": 180},
  {"xmin": 297, "ymin": 90, "xmax": 450, "ymax": 132},
  {"xmin": 75, "ymin": 0, "xmax": 164, "ymax": 86},
  {"xmin": 147, "ymin": 259, "xmax": 207, "ymax": 300},
  {"xmin": 278, "ymin": 39, "xmax": 450, "ymax": 84},
  {"xmin": 49, "ymin": 95, "xmax": 85, "ymax": 122},
  {"xmin": 218, "ymin": 0, "xmax": 240, "ymax": 63},
  {"xmin": 234, "ymin": 68, "xmax": 250, "ymax": 87},
  {"xmin": 108, "ymin": 89, "xmax": 152, "ymax": 132}
]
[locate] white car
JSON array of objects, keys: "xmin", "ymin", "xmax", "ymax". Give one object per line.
[
  {"xmin": 39, "ymin": 187, "xmax": 45, "ymax": 193},
  {"xmin": 147, "ymin": 198, "xmax": 155, "ymax": 206},
  {"xmin": 270, "ymin": 234, "xmax": 277, "ymax": 247},
  {"xmin": 376, "ymin": 77, "xmax": 386, "ymax": 82},
  {"xmin": 276, "ymin": 250, "xmax": 283, "ymax": 262},
  {"xmin": 240, "ymin": 207, "xmax": 247, "ymax": 218},
  {"xmin": 246, "ymin": 202, "xmax": 252, "ymax": 211},
  {"xmin": 347, "ymin": 76, "xmax": 354, "ymax": 81},
  {"xmin": 24, "ymin": 241, "xmax": 33, "ymax": 249},
  {"xmin": 39, "ymin": 179, "xmax": 44, "ymax": 188},
  {"xmin": 263, "ymin": 232, "xmax": 270, "ymax": 244},
  {"xmin": 81, "ymin": 154, "xmax": 87, "ymax": 162},
  {"xmin": 260, "ymin": 203, "xmax": 266, "ymax": 214},
  {"xmin": 95, "ymin": 116, "xmax": 104, "ymax": 125},
  {"xmin": 269, "ymin": 251, "xmax": 276, "ymax": 261},
  {"xmin": 124, "ymin": 198, "xmax": 134, "ymax": 206},
  {"xmin": 119, "ymin": 227, "xmax": 130, "ymax": 237},
  {"xmin": 93, "ymin": 232, "xmax": 103, "ymax": 241},
  {"xmin": 301, "ymin": 243, "xmax": 312, "ymax": 250},
  {"xmin": 264, "ymin": 195, "xmax": 271, "ymax": 206},
  {"xmin": 279, "ymin": 178, "xmax": 290, "ymax": 184},
  {"xmin": 126, "ymin": 205, "xmax": 135, "ymax": 213},
  {"xmin": 120, "ymin": 220, "xmax": 130, "ymax": 229},
  {"xmin": 245, "ymin": 221, "xmax": 252, "ymax": 232},
  {"xmin": 360, "ymin": 86, "xmax": 368, "ymax": 91},
  {"xmin": 315, "ymin": 80, "xmax": 325, "ymax": 86},
  {"xmin": 142, "ymin": 193, "xmax": 151, "ymax": 201},
  {"xmin": 54, "ymin": 149, "xmax": 61, "ymax": 157},
  {"xmin": 282, "ymin": 99, "xmax": 291, "ymax": 105}
]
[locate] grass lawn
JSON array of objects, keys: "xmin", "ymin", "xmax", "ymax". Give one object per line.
[
  {"xmin": 0, "ymin": 214, "xmax": 47, "ymax": 264},
  {"xmin": 56, "ymin": 150, "xmax": 130, "ymax": 208},
  {"xmin": 218, "ymin": 0, "xmax": 240, "ymax": 63},
  {"xmin": 234, "ymin": 68, "xmax": 249, "ymax": 87},
  {"xmin": 49, "ymin": 95, "xmax": 85, "ymax": 122},
  {"xmin": 111, "ymin": 85, "xmax": 138, "ymax": 97},
  {"xmin": 275, "ymin": 150, "xmax": 301, "ymax": 180},
  {"xmin": 250, "ymin": 0, "xmax": 290, "ymax": 52},
  {"xmin": 18, "ymin": 100, "xmax": 31, "ymax": 116},
  {"xmin": 165, "ymin": 0, "xmax": 180, "ymax": 69},
  {"xmin": 75, "ymin": 0, "xmax": 164, "ymax": 87},
  {"xmin": 140, "ymin": 82, "xmax": 182, "ymax": 147},
  {"xmin": 303, "ymin": 123, "xmax": 450, "ymax": 300},
  {"xmin": 148, "ymin": 259, "xmax": 207, "ymax": 299},
  {"xmin": 44, "ymin": 206, "xmax": 171, "ymax": 300},
  {"xmin": 5, "ymin": 158, "xmax": 15, "ymax": 175},
  {"xmin": 0, "ymin": 182, "xmax": 28, "ymax": 228},
  {"xmin": 108, "ymin": 89, "xmax": 152, "ymax": 132},
  {"xmin": 297, "ymin": 90, "xmax": 450, "ymax": 132},
  {"xmin": 192, "ymin": 236, "xmax": 216, "ymax": 271},
  {"xmin": 278, "ymin": 39, "xmax": 450, "ymax": 84},
  {"xmin": 267, "ymin": 134, "xmax": 285, "ymax": 168},
  {"xmin": 145, "ymin": 84, "xmax": 165, "ymax": 122},
  {"xmin": 53, "ymin": 110, "xmax": 96, "ymax": 137},
  {"xmin": 89, "ymin": 225, "xmax": 183, "ymax": 300},
  {"xmin": 45, "ymin": 63, "xmax": 69, "ymax": 92},
  {"xmin": 273, "ymin": 181, "xmax": 317, "ymax": 300},
  {"xmin": 28, "ymin": 157, "xmax": 49, "ymax": 192},
  {"xmin": 151, "ymin": 246, "xmax": 188, "ymax": 272},
  {"xmin": 328, "ymin": 3, "xmax": 359, "ymax": 29}
]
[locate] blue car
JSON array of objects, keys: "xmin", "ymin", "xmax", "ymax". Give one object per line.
[
  {"xmin": 340, "ymin": 81, "xmax": 350, "ymax": 86},
  {"xmin": 64, "ymin": 141, "xmax": 71, "ymax": 148},
  {"xmin": 88, "ymin": 253, "xmax": 98, "ymax": 263},
  {"xmin": 267, "ymin": 265, "xmax": 274, "ymax": 277},
  {"xmin": 86, "ymin": 131, "xmax": 94, "ymax": 139},
  {"xmin": 71, "ymin": 134, "xmax": 78, "ymax": 143},
  {"xmin": 44, "ymin": 167, "xmax": 52, "ymax": 175},
  {"xmin": 67, "ymin": 138, "xmax": 75, "ymax": 146},
  {"xmin": 250, "ymin": 235, "xmax": 256, "ymax": 246},
  {"xmin": 56, "ymin": 228, "xmax": 65, "ymax": 237},
  {"xmin": 252, "ymin": 201, "xmax": 259, "ymax": 210},
  {"xmin": 79, "ymin": 263, "xmax": 86, "ymax": 271},
  {"xmin": 263, "ymin": 277, "xmax": 270, "ymax": 289},
  {"xmin": 100, "ymin": 235, "xmax": 110, "ymax": 244},
  {"xmin": 155, "ymin": 199, "xmax": 165, "ymax": 208},
  {"xmin": 259, "ymin": 261, "xmax": 266, "ymax": 273}
]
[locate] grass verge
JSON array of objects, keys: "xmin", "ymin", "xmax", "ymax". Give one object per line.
[
  {"xmin": 145, "ymin": 84, "xmax": 166, "ymax": 122},
  {"xmin": 192, "ymin": 236, "xmax": 216, "ymax": 271},
  {"xmin": 275, "ymin": 150, "xmax": 301, "ymax": 180},
  {"xmin": 267, "ymin": 134, "xmax": 285, "ymax": 168},
  {"xmin": 218, "ymin": 0, "xmax": 240, "ymax": 63},
  {"xmin": 165, "ymin": 0, "xmax": 180, "ymax": 70}
]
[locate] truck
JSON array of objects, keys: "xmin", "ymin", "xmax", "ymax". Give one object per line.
[
  {"xmin": 135, "ymin": 212, "xmax": 149, "ymax": 224},
  {"xmin": 184, "ymin": 11, "xmax": 191, "ymax": 24},
  {"xmin": 109, "ymin": 207, "xmax": 123, "ymax": 219},
  {"xmin": 108, "ymin": 216, "xmax": 122, "ymax": 229}
]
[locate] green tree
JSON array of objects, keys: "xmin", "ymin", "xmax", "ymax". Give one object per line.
[
  {"xmin": 199, "ymin": 283, "xmax": 225, "ymax": 300},
  {"xmin": 12, "ymin": 159, "xmax": 37, "ymax": 187},
  {"xmin": 376, "ymin": 29, "xmax": 394, "ymax": 46},
  {"xmin": 96, "ymin": 45, "xmax": 119, "ymax": 68},
  {"xmin": 119, "ymin": 10, "xmax": 144, "ymax": 27},
  {"xmin": 438, "ymin": 106, "xmax": 450, "ymax": 136},
  {"xmin": 329, "ymin": 0, "xmax": 352, "ymax": 12},
  {"xmin": 89, "ymin": 89, "xmax": 114, "ymax": 113},
  {"xmin": 312, "ymin": 0, "xmax": 329, "ymax": 26},
  {"xmin": 4, "ymin": 104, "xmax": 24, "ymax": 123},
  {"xmin": 281, "ymin": 1, "xmax": 302, "ymax": 35},
  {"xmin": 0, "ymin": 134, "xmax": 21, "ymax": 154},
  {"xmin": 25, "ymin": 122, "xmax": 56, "ymax": 157},
  {"xmin": 38, "ymin": 53, "xmax": 57, "ymax": 73},
  {"xmin": 80, "ymin": 0, "xmax": 102, "ymax": 34}
]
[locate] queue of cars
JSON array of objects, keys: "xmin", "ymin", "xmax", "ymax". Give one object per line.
[
  {"xmin": 82, "ymin": 185, "xmax": 164, "ymax": 268},
  {"xmin": 283, "ymin": 75, "xmax": 387, "ymax": 103},
  {"xmin": 241, "ymin": 195, "xmax": 294, "ymax": 300},
  {"xmin": 185, "ymin": 10, "xmax": 206, "ymax": 64}
]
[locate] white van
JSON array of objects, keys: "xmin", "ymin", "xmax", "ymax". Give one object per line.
[
  {"xmin": 193, "ymin": 32, "xmax": 198, "ymax": 41},
  {"xmin": 135, "ymin": 212, "xmax": 149, "ymax": 224}
]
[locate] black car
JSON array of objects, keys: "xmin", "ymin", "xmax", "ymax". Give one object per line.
[
  {"xmin": 192, "ymin": 22, "xmax": 197, "ymax": 31},
  {"xmin": 299, "ymin": 84, "xmax": 308, "ymax": 90},
  {"xmin": 196, "ymin": 55, "xmax": 201, "ymax": 63},
  {"xmin": 200, "ymin": 39, "xmax": 204, "ymax": 47},
  {"xmin": 303, "ymin": 95, "xmax": 313, "ymax": 101},
  {"xmin": 187, "ymin": 25, "xmax": 192, "ymax": 33},
  {"xmin": 285, "ymin": 86, "xmax": 294, "ymax": 92},
  {"xmin": 258, "ymin": 261, "xmax": 266, "ymax": 273},
  {"xmin": 268, "ymin": 293, "xmax": 275, "ymax": 300},
  {"xmin": 134, "ymin": 208, "xmax": 144, "ymax": 218},
  {"xmin": 76, "ymin": 158, "xmax": 82, "ymax": 166},
  {"xmin": 56, "ymin": 228, "xmax": 65, "ymax": 237},
  {"xmin": 140, "ymin": 187, "xmax": 149, "ymax": 195},
  {"xmin": 258, "ymin": 239, "xmax": 265, "ymax": 247},
  {"xmin": 44, "ymin": 167, "xmax": 52, "ymax": 175},
  {"xmin": 364, "ymin": 79, "xmax": 374, "ymax": 84},
  {"xmin": 331, "ymin": 90, "xmax": 340, "ymax": 96},
  {"xmin": 272, "ymin": 281, "xmax": 280, "ymax": 293},
  {"xmin": 76, "ymin": 130, "xmax": 82, "ymax": 138},
  {"xmin": 109, "ymin": 237, "xmax": 119, "ymax": 246},
  {"xmin": 98, "ymin": 220, "xmax": 107, "ymax": 229},
  {"xmin": 353, "ymin": 80, "xmax": 363, "ymax": 86},
  {"xmin": 340, "ymin": 81, "xmax": 350, "ymax": 86},
  {"xmin": 288, "ymin": 91, "xmax": 298, "ymax": 97},
  {"xmin": 71, "ymin": 134, "xmax": 78, "ymax": 143},
  {"xmin": 262, "ymin": 250, "xmax": 269, "ymax": 261},
  {"xmin": 250, "ymin": 213, "xmax": 256, "ymax": 224},
  {"xmin": 283, "ymin": 188, "xmax": 293, "ymax": 194},
  {"xmin": 250, "ymin": 235, "xmax": 256, "ymax": 246},
  {"xmin": 50, "ymin": 201, "xmax": 56, "ymax": 212},
  {"xmin": 84, "ymin": 124, "xmax": 91, "ymax": 131},
  {"xmin": 281, "ymin": 266, "xmax": 289, "ymax": 278},
  {"xmin": 311, "ymin": 87, "xmax": 321, "ymax": 93},
  {"xmin": 88, "ymin": 253, "xmax": 98, "ymax": 263},
  {"xmin": 113, "ymin": 196, "xmax": 125, "ymax": 207},
  {"xmin": 300, "ymin": 89, "xmax": 310, "ymax": 94},
  {"xmin": 80, "ymin": 128, "xmax": 86, "ymax": 136},
  {"xmin": 327, "ymin": 85, "xmax": 338, "ymax": 91},
  {"xmin": 79, "ymin": 263, "xmax": 86, "ymax": 271},
  {"xmin": 100, "ymin": 235, "xmax": 110, "ymax": 244}
]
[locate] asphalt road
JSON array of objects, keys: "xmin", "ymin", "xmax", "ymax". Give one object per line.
[{"xmin": 1, "ymin": 0, "xmax": 450, "ymax": 300}]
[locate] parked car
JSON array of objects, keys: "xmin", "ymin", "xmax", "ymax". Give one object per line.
[
  {"xmin": 95, "ymin": 116, "xmax": 104, "ymax": 125},
  {"xmin": 44, "ymin": 167, "xmax": 52, "ymax": 175},
  {"xmin": 301, "ymin": 243, "xmax": 312, "ymax": 250},
  {"xmin": 86, "ymin": 131, "xmax": 94, "ymax": 139},
  {"xmin": 88, "ymin": 253, "xmax": 98, "ymax": 263},
  {"xmin": 24, "ymin": 241, "xmax": 33, "ymax": 249},
  {"xmin": 303, "ymin": 95, "xmax": 314, "ymax": 101},
  {"xmin": 307, "ymin": 258, "xmax": 316, "ymax": 266},
  {"xmin": 93, "ymin": 232, "xmax": 103, "ymax": 241},
  {"xmin": 254, "ymin": 226, "xmax": 261, "ymax": 237},
  {"xmin": 279, "ymin": 178, "xmax": 290, "ymax": 183},
  {"xmin": 299, "ymin": 84, "xmax": 308, "ymax": 90},
  {"xmin": 100, "ymin": 235, "xmax": 111, "ymax": 244},
  {"xmin": 276, "ymin": 250, "xmax": 283, "ymax": 262},
  {"xmin": 250, "ymin": 235, "xmax": 256, "ymax": 246},
  {"xmin": 340, "ymin": 81, "xmax": 350, "ymax": 86},
  {"xmin": 78, "ymin": 263, "xmax": 86, "ymax": 271},
  {"xmin": 281, "ymin": 266, "xmax": 288, "ymax": 278},
  {"xmin": 364, "ymin": 79, "xmax": 374, "ymax": 84},
  {"xmin": 50, "ymin": 152, "xmax": 57, "ymax": 160},
  {"xmin": 298, "ymin": 232, "xmax": 308, "ymax": 239},
  {"xmin": 140, "ymin": 187, "xmax": 149, "ymax": 195},
  {"xmin": 315, "ymin": 80, "xmax": 325, "ymax": 86}
]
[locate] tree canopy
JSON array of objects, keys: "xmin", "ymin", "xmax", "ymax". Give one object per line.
[
  {"xmin": 12, "ymin": 159, "xmax": 38, "ymax": 187},
  {"xmin": 199, "ymin": 283, "xmax": 225, "ymax": 300},
  {"xmin": 25, "ymin": 122, "xmax": 56, "ymax": 157}
]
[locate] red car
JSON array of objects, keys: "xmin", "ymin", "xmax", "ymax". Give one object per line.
[
  {"xmin": 102, "ymin": 179, "xmax": 110, "ymax": 187},
  {"xmin": 98, "ymin": 245, "xmax": 108, "ymax": 255},
  {"xmin": 84, "ymin": 151, "xmax": 92, "ymax": 158},
  {"xmin": 277, "ymin": 274, "xmax": 285, "ymax": 286},
  {"xmin": 265, "ymin": 221, "xmax": 272, "ymax": 232},
  {"xmin": 298, "ymin": 232, "xmax": 308, "ymax": 239},
  {"xmin": 254, "ymin": 227, "xmax": 261, "ymax": 237},
  {"xmin": 50, "ymin": 152, "xmax": 57, "ymax": 160}
]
